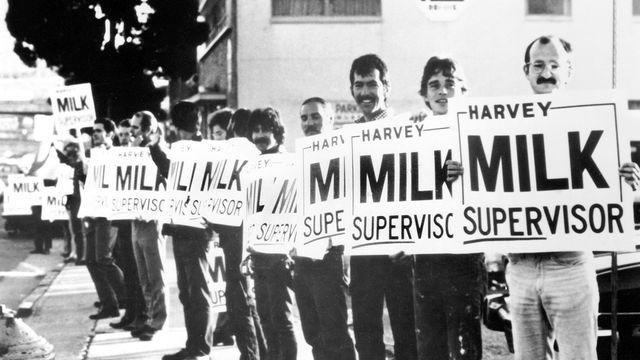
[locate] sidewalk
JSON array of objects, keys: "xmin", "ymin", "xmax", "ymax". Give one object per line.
[{"xmin": 27, "ymin": 238, "xmax": 314, "ymax": 360}]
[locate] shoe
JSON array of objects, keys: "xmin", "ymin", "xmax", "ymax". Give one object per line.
[
  {"xmin": 161, "ymin": 349, "xmax": 189, "ymax": 360},
  {"xmin": 109, "ymin": 316, "xmax": 133, "ymax": 329},
  {"xmin": 89, "ymin": 308, "xmax": 120, "ymax": 320},
  {"xmin": 93, "ymin": 301, "xmax": 101, "ymax": 308},
  {"xmin": 64, "ymin": 256, "xmax": 77, "ymax": 264},
  {"xmin": 62, "ymin": 251, "xmax": 71, "ymax": 258},
  {"xmin": 42, "ymin": 249, "xmax": 50, "ymax": 255},
  {"xmin": 212, "ymin": 332, "xmax": 234, "ymax": 346},
  {"xmin": 30, "ymin": 249, "xmax": 44, "ymax": 254},
  {"xmin": 124, "ymin": 317, "xmax": 147, "ymax": 331},
  {"xmin": 136, "ymin": 326, "xmax": 156, "ymax": 341},
  {"xmin": 75, "ymin": 259, "xmax": 86, "ymax": 266}
]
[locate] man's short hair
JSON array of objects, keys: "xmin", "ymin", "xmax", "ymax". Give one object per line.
[
  {"xmin": 119, "ymin": 119, "xmax": 131, "ymax": 128},
  {"xmin": 95, "ymin": 118, "xmax": 116, "ymax": 133},
  {"xmin": 228, "ymin": 108, "xmax": 251, "ymax": 139},
  {"xmin": 349, "ymin": 54, "xmax": 389, "ymax": 87},
  {"xmin": 248, "ymin": 107, "xmax": 286, "ymax": 145},
  {"xmin": 524, "ymin": 35, "xmax": 572, "ymax": 64},
  {"xmin": 208, "ymin": 108, "xmax": 233, "ymax": 132},
  {"xmin": 419, "ymin": 56, "xmax": 468, "ymax": 97},
  {"xmin": 132, "ymin": 110, "xmax": 158, "ymax": 133},
  {"xmin": 171, "ymin": 101, "xmax": 200, "ymax": 132},
  {"xmin": 301, "ymin": 97, "xmax": 334, "ymax": 117}
]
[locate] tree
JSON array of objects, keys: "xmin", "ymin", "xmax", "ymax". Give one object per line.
[{"xmin": 6, "ymin": 0, "xmax": 207, "ymax": 121}]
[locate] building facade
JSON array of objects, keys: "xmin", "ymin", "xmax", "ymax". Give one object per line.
[{"xmin": 197, "ymin": 0, "xmax": 640, "ymax": 148}]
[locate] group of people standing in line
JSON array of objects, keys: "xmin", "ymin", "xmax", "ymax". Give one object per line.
[{"xmin": 32, "ymin": 33, "xmax": 640, "ymax": 360}]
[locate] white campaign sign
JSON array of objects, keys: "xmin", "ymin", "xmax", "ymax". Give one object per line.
[
  {"xmin": 78, "ymin": 148, "xmax": 111, "ymax": 218},
  {"xmin": 208, "ymin": 247, "xmax": 227, "ymax": 313},
  {"xmin": 244, "ymin": 154, "xmax": 298, "ymax": 255},
  {"xmin": 296, "ymin": 131, "xmax": 351, "ymax": 259},
  {"xmin": 41, "ymin": 186, "xmax": 68, "ymax": 221},
  {"xmin": 108, "ymin": 147, "xmax": 166, "ymax": 220},
  {"xmin": 347, "ymin": 116, "xmax": 462, "ymax": 256},
  {"xmin": 50, "ymin": 83, "xmax": 96, "ymax": 133},
  {"xmin": 165, "ymin": 140, "xmax": 259, "ymax": 228},
  {"xmin": 452, "ymin": 91, "xmax": 636, "ymax": 252},
  {"xmin": 2, "ymin": 174, "xmax": 42, "ymax": 216}
]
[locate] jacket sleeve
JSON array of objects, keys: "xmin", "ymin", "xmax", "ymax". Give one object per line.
[{"xmin": 149, "ymin": 143, "xmax": 170, "ymax": 179}]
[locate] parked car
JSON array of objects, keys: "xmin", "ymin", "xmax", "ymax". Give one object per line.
[{"xmin": 484, "ymin": 250, "xmax": 640, "ymax": 360}]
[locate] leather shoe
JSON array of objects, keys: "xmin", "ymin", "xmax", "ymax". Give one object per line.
[
  {"xmin": 89, "ymin": 308, "xmax": 119, "ymax": 320},
  {"xmin": 109, "ymin": 316, "xmax": 133, "ymax": 329},
  {"xmin": 133, "ymin": 325, "xmax": 156, "ymax": 341}
]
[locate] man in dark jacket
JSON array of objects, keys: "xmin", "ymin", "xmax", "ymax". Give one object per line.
[{"xmin": 149, "ymin": 101, "xmax": 215, "ymax": 360}]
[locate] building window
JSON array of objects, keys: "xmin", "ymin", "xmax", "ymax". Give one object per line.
[
  {"xmin": 272, "ymin": 0, "xmax": 381, "ymax": 17},
  {"xmin": 527, "ymin": 0, "xmax": 571, "ymax": 16},
  {"xmin": 634, "ymin": 0, "xmax": 640, "ymax": 16}
]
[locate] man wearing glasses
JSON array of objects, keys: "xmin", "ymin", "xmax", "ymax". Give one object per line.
[{"xmin": 505, "ymin": 35, "xmax": 640, "ymax": 360}]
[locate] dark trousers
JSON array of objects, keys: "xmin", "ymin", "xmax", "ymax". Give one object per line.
[
  {"xmin": 414, "ymin": 254, "xmax": 485, "ymax": 360},
  {"xmin": 31, "ymin": 206, "xmax": 53, "ymax": 252},
  {"xmin": 113, "ymin": 221, "xmax": 147, "ymax": 322},
  {"xmin": 85, "ymin": 217, "xmax": 125, "ymax": 311},
  {"xmin": 293, "ymin": 248, "xmax": 355, "ymax": 360},
  {"xmin": 171, "ymin": 227, "xmax": 214, "ymax": 357},
  {"xmin": 254, "ymin": 253, "xmax": 297, "ymax": 360},
  {"xmin": 350, "ymin": 255, "xmax": 417, "ymax": 360},
  {"xmin": 219, "ymin": 228, "xmax": 266, "ymax": 360}
]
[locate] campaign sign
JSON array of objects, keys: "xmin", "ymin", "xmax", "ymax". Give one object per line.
[
  {"xmin": 50, "ymin": 83, "xmax": 96, "ymax": 133},
  {"xmin": 41, "ymin": 186, "xmax": 68, "ymax": 221},
  {"xmin": 2, "ymin": 174, "xmax": 42, "ymax": 216},
  {"xmin": 244, "ymin": 154, "xmax": 298, "ymax": 255},
  {"xmin": 165, "ymin": 140, "xmax": 257, "ymax": 228},
  {"xmin": 200, "ymin": 138, "xmax": 259, "ymax": 226},
  {"xmin": 347, "ymin": 116, "xmax": 462, "ymax": 255},
  {"xmin": 452, "ymin": 91, "xmax": 636, "ymax": 252},
  {"xmin": 108, "ymin": 147, "xmax": 166, "ymax": 220},
  {"xmin": 296, "ymin": 131, "xmax": 351, "ymax": 259},
  {"xmin": 208, "ymin": 247, "xmax": 227, "ymax": 313},
  {"xmin": 78, "ymin": 148, "xmax": 111, "ymax": 218}
]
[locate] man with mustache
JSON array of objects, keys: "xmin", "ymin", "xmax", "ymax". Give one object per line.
[
  {"xmin": 300, "ymin": 97, "xmax": 334, "ymax": 137},
  {"xmin": 348, "ymin": 54, "xmax": 417, "ymax": 360},
  {"xmin": 455, "ymin": 35, "xmax": 640, "ymax": 360},
  {"xmin": 294, "ymin": 97, "xmax": 355, "ymax": 360},
  {"xmin": 247, "ymin": 107, "xmax": 298, "ymax": 360}
]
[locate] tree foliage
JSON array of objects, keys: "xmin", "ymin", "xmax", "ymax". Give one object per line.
[{"xmin": 6, "ymin": 0, "xmax": 207, "ymax": 121}]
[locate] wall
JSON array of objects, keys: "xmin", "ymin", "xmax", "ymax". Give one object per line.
[{"xmin": 236, "ymin": 0, "xmax": 632, "ymax": 150}]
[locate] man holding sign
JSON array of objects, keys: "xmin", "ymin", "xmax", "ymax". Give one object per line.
[
  {"xmin": 294, "ymin": 97, "xmax": 356, "ymax": 360},
  {"xmin": 85, "ymin": 118, "xmax": 126, "ymax": 320},
  {"xmin": 149, "ymin": 102, "xmax": 215, "ymax": 360},
  {"xmin": 348, "ymin": 54, "xmax": 416, "ymax": 360},
  {"xmin": 128, "ymin": 111, "xmax": 168, "ymax": 341},
  {"xmin": 447, "ymin": 36, "xmax": 640, "ymax": 360}
]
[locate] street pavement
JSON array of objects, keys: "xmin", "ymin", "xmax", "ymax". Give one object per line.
[
  {"xmin": 22, "ymin": 238, "xmax": 315, "ymax": 360},
  {"xmin": 14, "ymin": 236, "xmax": 512, "ymax": 360}
]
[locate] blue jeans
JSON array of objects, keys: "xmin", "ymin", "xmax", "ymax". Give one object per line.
[{"xmin": 506, "ymin": 251, "xmax": 599, "ymax": 360}]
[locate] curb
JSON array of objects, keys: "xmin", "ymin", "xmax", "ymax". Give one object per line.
[{"xmin": 17, "ymin": 262, "xmax": 66, "ymax": 318}]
